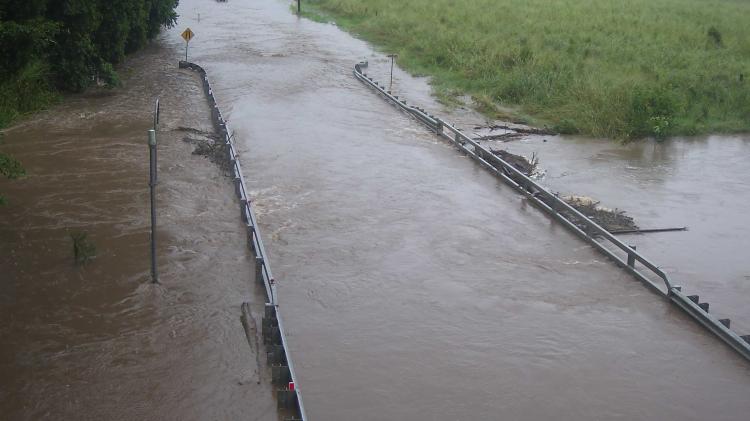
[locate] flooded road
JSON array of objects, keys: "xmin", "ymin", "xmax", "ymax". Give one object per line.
[
  {"xmin": 172, "ymin": 0, "xmax": 750, "ymax": 420},
  {"xmin": 1, "ymin": 0, "xmax": 748, "ymax": 419},
  {"xmin": 0, "ymin": 42, "xmax": 275, "ymax": 418}
]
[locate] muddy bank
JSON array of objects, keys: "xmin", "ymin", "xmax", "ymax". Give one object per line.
[{"xmin": 0, "ymin": 39, "xmax": 275, "ymax": 419}]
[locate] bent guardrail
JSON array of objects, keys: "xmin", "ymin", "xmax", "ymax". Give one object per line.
[
  {"xmin": 180, "ymin": 61, "xmax": 308, "ymax": 420},
  {"xmin": 353, "ymin": 61, "xmax": 750, "ymax": 362}
]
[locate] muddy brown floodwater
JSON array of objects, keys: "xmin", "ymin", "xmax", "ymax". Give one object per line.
[
  {"xmin": 2, "ymin": 0, "xmax": 750, "ymax": 419},
  {"xmin": 0, "ymin": 42, "xmax": 276, "ymax": 419},
  {"xmin": 167, "ymin": 0, "xmax": 749, "ymax": 420}
]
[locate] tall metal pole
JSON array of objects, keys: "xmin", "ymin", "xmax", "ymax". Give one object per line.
[
  {"xmin": 153, "ymin": 99, "xmax": 159, "ymax": 182},
  {"xmin": 148, "ymin": 129, "xmax": 159, "ymax": 283}
]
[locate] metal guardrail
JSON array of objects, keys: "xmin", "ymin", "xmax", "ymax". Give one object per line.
[
  {"xmin": 353, "ymin": 61, "xmax": 750, "ymax": 362},
  {"xmin": 180, "ymin": 61, "xmax": 308, "ymax": 420}
]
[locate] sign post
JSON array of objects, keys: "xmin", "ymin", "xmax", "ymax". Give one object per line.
[{"xmin": 181, "ymin": 28, "xmax": 195, "ymax": 61}]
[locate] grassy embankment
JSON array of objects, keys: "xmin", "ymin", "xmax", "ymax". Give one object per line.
[{"xmin": 303, "ymin": 0, "xmax": 750, "ymax": 139}]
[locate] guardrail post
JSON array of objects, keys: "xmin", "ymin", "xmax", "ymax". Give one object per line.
[
  {"xmin": 247, "ymin": 224, "xmax": 256, "ymax": 254},
  {"xmin": 240, "ymin": 199, "xmax": 248, "ymax": 223},
  {"xmin": 627, "ymin": 245, "xmax": 636, "ymax": 268},
  {"xmin": 255, "ymin": 256, "xmax": 265, "ymax": 284},
  {"xmin": 262, "ymin": 303, "xmax": 279, "ymax": 344},
  {"xmin": 268, "ymin": 344, "xmax": 287, "ymax": 365},
  {"xmin": 234, "ymin": 176, "xmax": 242, "ymax": 199},
  {"xmin": 277, "ymin": 389, "xmax": 299, "ymax": 410},
  {"xmin": 272, "ymin": 363, "xmax": 291, "ymax": 384},
  {"xmin": 435, "ymin": 118, "xmax": 443, "ymax": 134}
]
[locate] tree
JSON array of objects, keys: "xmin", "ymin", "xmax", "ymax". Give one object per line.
[{"xmin": 1, "ymin": 0, "xmax": 180, "ymax": 93}]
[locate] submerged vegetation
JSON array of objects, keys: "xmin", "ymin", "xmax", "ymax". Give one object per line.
[
  {"xmin": 0, "ymin": 139, "xmax": 25, "ymax": 205},
  {"xmin": 306, "ymin": 0, "xmax": 750, "ymax": 139},
  {"xmin": 0, "ymin": 0, "xmax": 179, "ymax": 130},
  {"xmin": 71, "ymin": 231, "xmax": 97, "ymax": 265}
]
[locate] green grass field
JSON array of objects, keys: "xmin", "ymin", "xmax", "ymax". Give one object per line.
[{"xmin": 305, "ymin": 0, "xmax": 750, "ymax": 139}]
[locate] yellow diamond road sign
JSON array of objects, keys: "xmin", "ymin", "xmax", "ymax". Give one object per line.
[{"xmin": 181, "ymin": 28, "xmax": 194, "ymax": 43}]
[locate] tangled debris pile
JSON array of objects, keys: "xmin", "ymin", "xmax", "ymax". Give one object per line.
[
  {"xmin": 561, "ymin": 196, "xmax": 639, "ymax": 232},
  {"xmin": 491, "ymin": 149, "xmax": 538, "ymax": 176},
  {"xmin": 177, "ymin": 126, "xmax": 229, "ymax": 170},
  {"xmin": 473, "ymin": 124, "xmax": 556, "ymax": 136},
  {"xmin": 474, "ymin": 145, "xmax": 644, "ymax": 234},
  {"xmin": 475, "ymin": 132, "xmax": 526, "ymax": 142}
]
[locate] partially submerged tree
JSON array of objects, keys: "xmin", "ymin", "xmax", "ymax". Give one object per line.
[{"xmin": 0, "ymin": 150, "xmax": 25, "ymax": 205}]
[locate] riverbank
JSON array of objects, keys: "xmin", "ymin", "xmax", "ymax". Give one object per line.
[
  {"xmin": 303, "ymin": 0, "xmax": 750, "ymax": 139},
  {"xmin": 0, "ymin": 40, "xmax": 276, "ymax": 419}
]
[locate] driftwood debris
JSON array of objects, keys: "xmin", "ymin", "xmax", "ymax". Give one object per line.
[
  {"xmin": 473, "ymin": 124, "xmax": 556, "ymax": 136},
  {"xmin": 181, "ymin": 133, "xmax": 229, "ymax": 170},
  {"xmin": 176, "ymin": 126, "xmax": 212, "ymax": 135},
  {"xmin": 609, "ymin": 227, "xmax": 688, "ymax": 235},
  {"xmin": 562, "ymin": 196, "xmax": 638, "ymax": 233},
  {"xmin": 476, "ymin": 145, "xmax": 682, "ymax": 238},
  {"xmin": 475, "ymin": 132, "xmax": 526, "ymax": 142},
  {"xmin": 490, "ymin": 149, "xmax": 538, "ymax": 176}
]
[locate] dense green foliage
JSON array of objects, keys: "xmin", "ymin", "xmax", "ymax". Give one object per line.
[
  {"xmin": 0, "ymin": 0, "xmax": 179, "ymax": 128},
  {"xmin": 1, "ymin": 0, "xmax": 178, "ymax": 203},
  {"xmin": 306, "ymin": 0, "xmax": 750, "ymax": 139}
]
